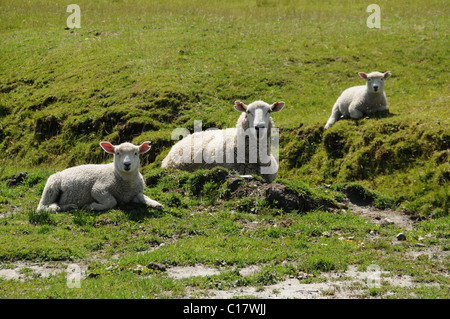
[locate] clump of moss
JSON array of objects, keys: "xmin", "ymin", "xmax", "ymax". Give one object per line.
[
  {"xmin": 0, "ymin": 104, "xmax": 12, "ymax": 117},
  {"xmin": 275, "ymin": 179, "xmax": 340, "ymax": 212},
  {"xmin": 188, "ymin": 167, "xmax": 229, "ymax": 197},
  {"xmin": 333, "ymin": 182, "xmax": 397, "ymax": 210},
  {"xmin": 282, "ymin": 125, "xmax": 323, "ymax": 167},
  {"xmin": 281, "ymin": 119, "xmax": 449, "ymax": 217}
]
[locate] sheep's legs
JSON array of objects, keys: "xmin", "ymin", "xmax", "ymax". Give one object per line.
[
  {"xmin": 37, "ymin": 174, "xmax": 61, "ymax": 212},
  {"xmin": 349, "ymin": 107, "xmax": 363, "ymax": 119},
  {"xmin": 87, "ymin": 191, "xmax": 117, "ymax": 211},
  {"xmin": 37, "ymin": 203, "xmax": 60, "ymax": 213},
  {"xmin": 86, "ymin": 202, "xmax": 112, "ymax": 210},
  {"xmin": 133, "ymin": 193, "xmax": 163, "ymax": 208},
  {"xmin": 324, "ymin": 103, "xmax": 341, "ymax": 129}
]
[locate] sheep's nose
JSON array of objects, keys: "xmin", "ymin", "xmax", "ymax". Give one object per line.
[
  {"xmin": 373, "ymin": 85, "xmax": 379, "ymax": 91},
  {"xmin": 255, "ymin": 125, "xmax": 266, "ymax": 137},
  {"xmin": 123, "ymin": 162, "xmax": 131, "ymax": 171}
]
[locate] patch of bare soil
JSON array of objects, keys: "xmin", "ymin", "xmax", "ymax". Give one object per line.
[
  {"xmin": 347, "ymin": 202, "xmax": 417, "ymax": 231},
  {"xmin": 177, "ymin": 265, "xmax": 440, "ymax": 299},
  {"xmin": 0, "ymin": 262, "xmax": 88, "ymax": 281},
  {"xmin": 167, "ymin": 265, "xmax": 222, "ymax": 280},
  {"xmin": 226, "ymin": 176, "xmax": 335, "ymax": 212}
]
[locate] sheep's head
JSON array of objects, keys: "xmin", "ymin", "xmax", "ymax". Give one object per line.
[
  {"xmin": 235, "ymin": 100, "xmax": 284, "ymax": 140},
  {"xmin": 100, "ymin": 141, "xmax": 151, "ymax": 174},
  {"xmin": 359, "ymin": 71, "xmax": 391, "ymax": 93}
]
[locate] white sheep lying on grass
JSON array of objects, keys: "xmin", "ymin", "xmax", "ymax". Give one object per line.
[
  {"xmin": 324, "ymin": 71, "xmax": 391, "ymax": 129},
  {"xmin": 161, "ymin": 100, "xmax": 284, "ymax": 182},
  {"xmin": 37, "ymin": 141, "xmax": 163, "ymax": 212}
]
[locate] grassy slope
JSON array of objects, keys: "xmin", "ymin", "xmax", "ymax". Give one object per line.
[
  {"xmin": 0, "ymin": 0, "xmax": 449, "ymax": 298},
  {"xmin": 0, "ymin": 0, "xmax": 448, "ymax": 215}
]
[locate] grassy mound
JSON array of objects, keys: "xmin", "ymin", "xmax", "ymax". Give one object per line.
[
  {"xmin": 0, "ymin": 0, "xmax": 448, "ymax": 219},
  {"xmin": 280, "ymin": 118, "xmax": 449, "ymax": 216}
]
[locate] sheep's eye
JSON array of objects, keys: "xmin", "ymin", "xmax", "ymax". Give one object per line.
[
  {"xmin": 134, "ymin": 152, "xmax": 138, "ymax": 156},
  {"xmin": 367, "ymin": 78, "xmax": 372, "ymax": 81},
  {"xmin": 116, "ymin": 152, "xmax": 120, "ymax": 155}
]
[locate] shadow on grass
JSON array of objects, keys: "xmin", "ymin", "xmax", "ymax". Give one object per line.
[
  {"xmin": 28, "ymin": 204, "xmax": 167, "ymax": 226},
  {"xmin": 368, "ymin": 110, "xmax": 396, "ymax": 119},
  {"xmin": 344, "ymin": 110, "xmax": 396, "ymax": 126},
  {"xmin": 119, "ymin": 203, "xmax": 166, "ymax": 221}
]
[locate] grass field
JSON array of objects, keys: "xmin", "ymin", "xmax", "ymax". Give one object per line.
[{"xmin": 0, "ymin": 0, "xmax": 448, "ymax": 299}]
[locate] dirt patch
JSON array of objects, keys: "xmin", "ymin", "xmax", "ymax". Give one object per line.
[
  {"xmin": 206, "ymin": 278, "xmax": 329, "ymax": 299},
  {"xmin": 265, "ymin": 183, "xmax": 317, "ymax": 211},
  {"xmin": 0, "ymin": 261, "xmax": 87, "ymax": 281},
  {"xmin": 5, "ymin": 172, "xmax": 28, "ymax": 187},
  {"xmin": 225, "ymin": 176, "xmax": 335, "ymax": 212},
  {"xmin": 237, "ymin": 220, "xmax": 262, "ymax": 231},
  {"xmin": 177, "ymin": 265, "xmax": 441, "ymax": 299},
  {"xmin": 406, "ymin": 244, "xmax": 449, "ymax": 262},
  {"xmin": 347, "ymin": 202, "xmax": 417, "ymax": 231},
  {"xmin": 166, "ymin": 264, "xmax": 264, "ymax": 281},
  {"xmin": 0, "ymin": 205, "xmax": 21, "ymax": 219},
  {"xmin": 167, "ymin": 265, "xmax": 222, "ymax": 280}
]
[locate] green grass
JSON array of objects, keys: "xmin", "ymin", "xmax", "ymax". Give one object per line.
[
  {"xmin": 1, "ymin": 0, "xmax": 448, "ymax": 215},
  {"xmin": 0, "ymin": 0, "xmax": 448, "ymax": 299},
  {"xmin": 0, "ymin": 168, "xmax": 448, "ymax": 298}
]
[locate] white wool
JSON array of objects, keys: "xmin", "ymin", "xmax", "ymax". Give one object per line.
[
  {"xmin": 161, "ymin": 100, "xmax": 284, "ymax": 182},
  {"xmin": 37, "ymin": 141, "xmax": 162, "ymax": 212},
  {"xmin": 324, "ymin": 71, "xmax": 391, "ymax": 129}
]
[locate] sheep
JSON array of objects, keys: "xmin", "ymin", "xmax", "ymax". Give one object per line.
[
  {"xmin": 161, "ymin": 100, "xmax": 285, "ymax": 182},
  {"xmin": 37, "ymin": 141, "xmax": 163, "ymax": 212},
  {"xmin": 324, "ymin": 71, "xmax": 391, "ymax": 129}
]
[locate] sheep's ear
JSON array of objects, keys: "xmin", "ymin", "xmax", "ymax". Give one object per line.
[
  {"xmin": 358, "ymin": 72, "xmax": 368, "ymax": 79},
  {"xmin": 270, "ymin": 101, "xmax": 285, "ymax": 113},
  {"xmin": 234, "ymin": 101, "xmax": 247, "ymax": 112},
  {"xmin": 100, "ymin": 141, "xmax": 115, "ymax": 154},
  {"xmin": 138, "ymin": 141, "xmax": 152, "ymax": 154},
  {"xmin": 384, "ymin": 71, "xmax": 391, "ymax": 79}
]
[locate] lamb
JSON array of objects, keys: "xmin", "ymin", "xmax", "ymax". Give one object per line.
[
  {"xmin": 161, "ymin": 100, "xmax": 285, "ymax": 182},
  {"xmin": 324, "ymin": 71, "xmax": 391, "ymax": 129},
  {"xmin": 37, "ymin": 141, "xmax": 163, "ymax": 212}
]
